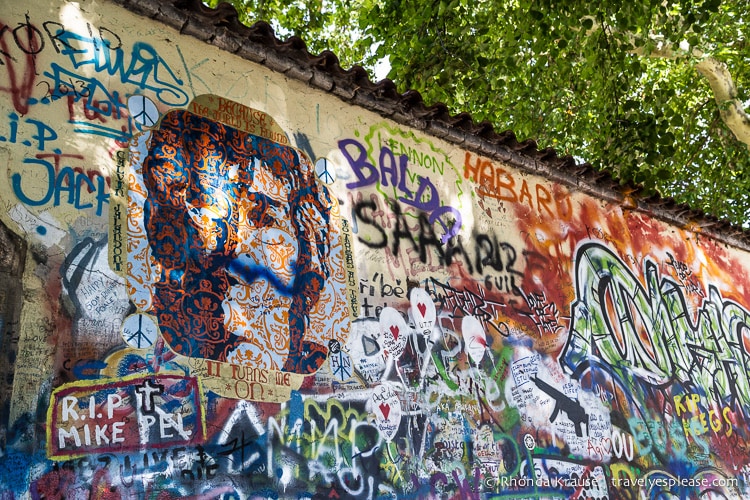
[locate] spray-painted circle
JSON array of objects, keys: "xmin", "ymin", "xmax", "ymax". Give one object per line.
[{"xmin": 523, "ymin": 433, "xmax": 536, "ymax": 450}]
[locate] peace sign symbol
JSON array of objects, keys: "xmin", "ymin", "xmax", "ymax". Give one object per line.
[
  {"xmin": 122, "ymin": 313, "xmax": 159, "ymax": 349},
  {"xmin": 315, "ymin": 157, "xmax": 336, "ymax": 184},
  {"xmin": 127, "ymin": 95, "xmax": 159, "ymax": 128}
]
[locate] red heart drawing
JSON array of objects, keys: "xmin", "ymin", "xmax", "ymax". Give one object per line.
[
  {"xmin": 390, "ymin": 325, "xmax": 400, "ymax": 340},
  {"xmin": 379, "ymin": 402, "xmax": 391, "ymax": 420},
  {"xmin": 417, "ymin": 302, "xmax": 427, "ymax": 317}
]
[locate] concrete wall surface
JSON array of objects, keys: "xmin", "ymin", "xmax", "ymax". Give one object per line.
[{"xmin": 2, "ymin": 0, "xmax": 750, "ymax": 498}]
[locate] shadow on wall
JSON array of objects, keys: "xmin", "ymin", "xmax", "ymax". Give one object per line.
[{"xmin": 0, "ymin": 218, "xmax": 27, "ymax": 429}]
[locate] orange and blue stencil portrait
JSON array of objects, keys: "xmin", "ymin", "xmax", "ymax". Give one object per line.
[{"xmin": 127, "ymin": 105, "xmax": 349, "ymax": 375}]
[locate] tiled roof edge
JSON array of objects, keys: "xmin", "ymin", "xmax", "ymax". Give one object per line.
[{"xmin": 114, "ymin": 0, "xmax": 750, "ymax": 250}]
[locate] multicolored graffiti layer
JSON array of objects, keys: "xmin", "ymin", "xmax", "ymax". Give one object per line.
[{"xmin": 2, "ymin": 2, "xmax": 750, "ymax": 499}]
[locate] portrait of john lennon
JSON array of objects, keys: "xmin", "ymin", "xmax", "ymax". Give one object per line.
[{"xmin": 128, "ymin": 105, "xmax": 348, "ymax": 374}]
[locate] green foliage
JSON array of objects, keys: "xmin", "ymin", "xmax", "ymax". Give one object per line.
[
  {"xmin": 212, "ymin": 0, "xmax": 750, "ymax": 227},
  {"xmin": 206, "ymin": 0, "xmax": 369, "ymax": 65}
]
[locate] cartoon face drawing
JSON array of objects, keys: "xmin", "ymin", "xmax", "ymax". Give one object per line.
[{"xmin": 129, "ymin": 106, "xmax": 347, "ymax": 374}]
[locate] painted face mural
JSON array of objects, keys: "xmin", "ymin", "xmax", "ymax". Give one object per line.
[{"xmin": 128, "ymin": 105, "xmax": 348, "ymax": 374}]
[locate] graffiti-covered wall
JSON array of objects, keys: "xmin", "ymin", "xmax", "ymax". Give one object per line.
[{"xmin": 2, "ymin": 1, "xmax": 750, "ymax": 498}]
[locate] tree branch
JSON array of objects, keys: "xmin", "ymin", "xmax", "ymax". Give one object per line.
[
  {"xmin": 630, "ymin": 38, "xmax": 750, "ymax": 149},
  {"xmin": 695, "ymin": 57, "xmax": 750, "ymax": 149},
  {"xmin": 575, "ymin": 15, "xmax": 750, "ymax": 149}
]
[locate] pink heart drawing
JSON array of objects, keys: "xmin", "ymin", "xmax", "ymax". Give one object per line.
[
  {"xmin": 390, "ymin": 325, "xmax": 400, "ymax": 341},
  {"xmin": 379, "ymin": 402, "xmax": 391, "ymax": 420},
  {"xmin": 417, "ymin": 302, "xmax": 427, "ymax": 317}
]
